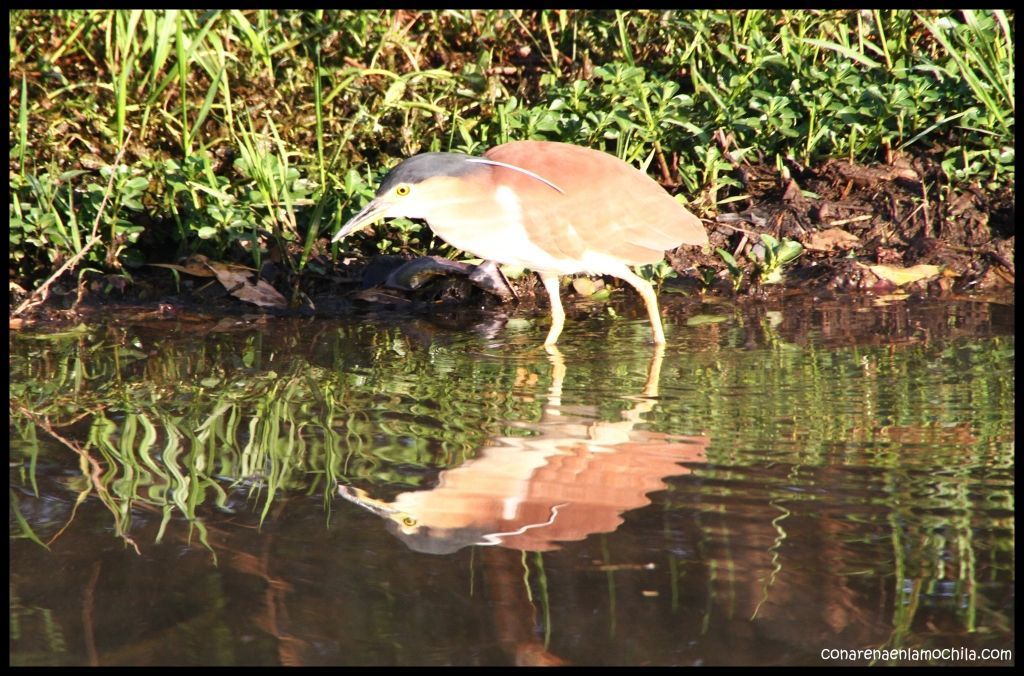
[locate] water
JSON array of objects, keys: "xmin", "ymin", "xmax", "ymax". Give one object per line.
[{"xmin": 9, "ymin": 294, "xmax": 1015, "ymax": 665}]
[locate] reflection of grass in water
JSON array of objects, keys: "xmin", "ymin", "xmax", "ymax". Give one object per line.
[
  {"xmin": 519, "ymin": 551, "xmax": 555, "ymax": 650},
  {"xmin": 10, "ymin": 488, "xmax": 49, "ymax": 550},
  {"xmin": 880, "ymin": 461, "xmax": 1014, "ymax": 655},
  {"xmin": 9, "ymin": 323, "xmax": 549, "ymax": 553},
  {"xmin": 688, "ymin": 337, "xmax": 1011, "ymax": 649},
  {"xmin": 9, "ymin": 584, "xmax": 67, "ymax": 662},
  {"xmin": 654, "ymin": 316, "xmax": 1014, "ymax": 654},
  {"xmin": 750, "ymin": 498, "xmax": 790, "ymax": 621},
  {"xmin": 9, "ymin": 311, "xmax": 1015, "ymax": 645}
]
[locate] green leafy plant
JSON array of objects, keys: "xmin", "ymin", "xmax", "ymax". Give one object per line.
[
  {"xmin": 93, "ymin": 164, "xmax": 149, "ymax": 268},
  {"xmin": 9, "ymin": 163, "xmax": 149, "ymax": 277},
  {"xmin": 698, "ymin": 266, "xmax": 718, "ymax": 292},
  {"xmin": 635, "ymin": 259, "xmax": 678, "ymax": 293},
  {"xmin": 752, "ymin": 234, "xmax": 803, "ymax": 285},
  {"xmin": 715, "ymin": 248, "xmax": 744, "ymax": 292},
  {"xmin": 10, "ymin": 170, "xmax": 90, "ymax": 270},
  {"xmin": 162, "ymin": 153, "xmax": 250, "ymax": 250}
]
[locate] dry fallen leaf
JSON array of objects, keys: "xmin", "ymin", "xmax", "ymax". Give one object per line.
[
  {"xmin": 204, "ymin": 261, "xmax": 288, "ymax": 309},
  {"xmin": 804, "ymin": 228, "xmax": 861, "ymax": 253},
  {"xmin": 782, "ymin": 177, "xmax": 804, "ymax": 203},
  {"xmin": 151, "ymin": 255, "xmax": 287, "ymax": 308},
  {"xmin": 148, "ymin": 254, "xmax": 220, "ymax": 278},
  {"xmin": 866, "ymin": 263, "xmax": 941, "ymax": 287}
]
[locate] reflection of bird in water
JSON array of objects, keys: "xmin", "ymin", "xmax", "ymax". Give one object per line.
[{"xmin": 339, "ymin": 346, "xmax": 708, "ymax": 554}]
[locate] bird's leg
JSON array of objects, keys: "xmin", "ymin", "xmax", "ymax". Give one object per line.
[
  {"xmin": 616, "ymin": 268, "xmax": 667, "ymax": 345},
  {"xmin": 539, "ymin": 273, "xmax": 565, "ymax": 346}
]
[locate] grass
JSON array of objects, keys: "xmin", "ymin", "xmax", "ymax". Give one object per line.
[{"xmin": 8, "ymin": 10, "xmax": 1015, "ymax": 297}]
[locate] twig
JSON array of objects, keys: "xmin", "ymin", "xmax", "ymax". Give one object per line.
[
  {"xmin": 653, "ymin": 140, "xmax": 672, "ymax": 185},
  {"xmin": 986, "ymin": 251, "xmax": 1015, "ymax": 276},
  {"xmin": 732, "ymin": 233, "xmax": 749, "ymax": 259},
  {"xmin": 713, "ymin": 219, "xmax": 761, "ymax": 238},
  {"xmin": 826, "ymin": 214, "xmax": 873, "ymax": 228},
  {"xmin": 920, "ymin": 178, "xmax": 932, "ymax": 238}
]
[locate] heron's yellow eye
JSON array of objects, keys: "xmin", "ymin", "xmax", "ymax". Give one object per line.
[
  {"xmin": 395, "ymin": 184, "xmax": 411, "ymax": 197},
  {"xmin": 402, "ymin": 516, "xmax": 417, "ymax": 527}
]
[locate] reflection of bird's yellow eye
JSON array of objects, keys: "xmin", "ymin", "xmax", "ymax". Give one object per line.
[
  {"xmin": 402, "ymin": 516, "xmax": 417, "ymax": 527},
  {"xmin": 395, "ymin": 184, "xmax": 411, "ymax": 197}
]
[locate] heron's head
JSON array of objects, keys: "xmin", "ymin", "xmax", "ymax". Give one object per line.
[{"xmin": 331, "ymin": 153, "xmax": 484, "ymax": 242}]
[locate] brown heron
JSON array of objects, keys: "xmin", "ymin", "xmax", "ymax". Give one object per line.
[{"xmin": 333, "ymin": 140, "xmax": 708, "ymax": 345}]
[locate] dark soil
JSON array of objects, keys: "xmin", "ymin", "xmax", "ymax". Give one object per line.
[
  {"xmin": 686, "ymin": 152, "xmax": 1015, "ymax": 297},
  {"xmin": 10, "ymin": 154, "xmax": 1014, "ymax": 330}
]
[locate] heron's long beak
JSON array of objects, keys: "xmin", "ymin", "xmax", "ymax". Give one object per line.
[
  {"xmin": 338, "ymin": 485, "xmax": 399, "ymax": 518},
  {"xmin": 331, "ymin": 197, "xmax": 392, "ymax": 243}
]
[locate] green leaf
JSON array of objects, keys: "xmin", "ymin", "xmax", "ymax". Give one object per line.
[
  {"xmin": 800, "ymin": 38, "xmax": 883, "ymax": 69},
  {"xmin": 761, "ymin": 267, "xmax": 784, "ymax": 285},
  {"xmin": 776, "ymin": 240, "xmax": 804, "ymax": 265},
  {"xmin": 715, "ymin": 247, "xmax": 741, "ymax": 277},
  {"xmin": 685, "ymin": 313, "xmax": 729, "ymax": 326}
]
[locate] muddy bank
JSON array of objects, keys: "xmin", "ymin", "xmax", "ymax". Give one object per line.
[{"xmin": 10, "ymin": 155, "xmax": 1014, "ymax": 329}]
